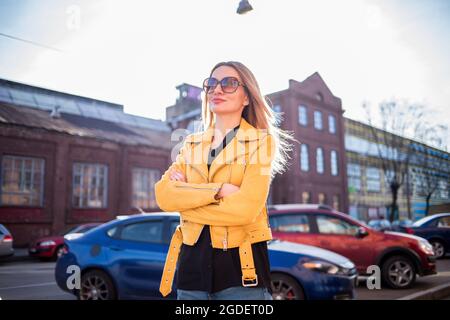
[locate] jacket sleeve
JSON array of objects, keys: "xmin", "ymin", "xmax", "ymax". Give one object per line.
[
  {"xmin": 154, "ymin": 140, "xmax": 224, "ymax": 212},
  {"xmin": 179, "ymin": 134, "xmax": 275, "ymax": 226}
]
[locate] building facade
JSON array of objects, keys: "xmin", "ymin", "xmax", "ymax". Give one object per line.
[
  {"xmin": 1, "ymin": 74, "xmax": 448, "ymax": 246},
  {"xmin": 266, "ymin": 73, "xmax": 349, "ymax": 212},
  {"xmin": 0, "ymin": 79, "xmax": 173, "ymax": 246},
  {"xmin": 345, "ymin": 118, "xmax": 450, "ymax": 221}
]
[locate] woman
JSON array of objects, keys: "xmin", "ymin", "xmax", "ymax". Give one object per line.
[{"xmin": 155, "ymin": 61, "xmax": 294, "ymax": 300}]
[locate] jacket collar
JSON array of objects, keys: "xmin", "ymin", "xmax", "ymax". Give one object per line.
[
  {"xmin": 185, "ymin": 117, "xmax": 267, "ymax": 143},
  {"xmin": 184, "ymin": 117, "xmax": 269, "ymax": 182}
]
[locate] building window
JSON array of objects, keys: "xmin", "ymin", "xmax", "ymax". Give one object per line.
[
  {"xmin": 332, "ymin": 195, "xmax": 340, "ymax": 211},
  {"xmin": 316, "ymin": 147, "xmax": 324, "ymax": 174},
  {"xmin": 0, "ymin": 155, "xmax": 44, "ymax": 206},
  {"xmin": 132, "ymin": 168, "xmax": 160, "ymax": 210},
  {"xmin": 438, "ymin": 180, "xmax": 449, "ymax": 199},
  {"xmin": 273, "ymin": 105, "xmax": 282, "ymax": 113},
  {"xmin": 347, "ymin": 163, "xmax": 361, "ymax": 191},
  {"xmin": 318, "ymin": 192, "xmax": 327, "ymax": 204},
  {"xmin": 315, "ymin": 92, "xmax": 323, "ymax": 101},
  {"xmin": 302, "ymin": 191, "xmax": 311, "ymax": 204},
  {"xmin": 298, "ymin": 105, "xmax": 308, "ymax": 126},
  {"xmin": 366, "ymin": 167, "xmax": 381, "ymax": 192},
  {"xmin": 328, "ymin": 115, "xmax": 336, "ymax": 134},
  {"xmin": 300, "ymin": 144, "xmax": 309, "ymax": 171},
  {"xmin": 314, "ymin": 111, "xmax": 323, "ymax": 130},
  {"xmin": 330, "ymin": 150, "xmax": 338, "ymax": 176},
  {"xmin": 72, "ymin": 163, "xmax": 108, "ymax": 208}
]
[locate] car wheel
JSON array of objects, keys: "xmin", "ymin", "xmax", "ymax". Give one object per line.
[
  {"xmin": 271, "ymin": 273, "xmax": 305, "ymax": 300},
  {"xmin": 381, "ymin": 255, "xmax": 416, "ymax": 289},
  {"xmin": 430, "ymin": 240, "xmax": 446, "ymax": 259},
  {"xmin": 79, "ymin": 270, "xmax": 116, "ymax": 300}
]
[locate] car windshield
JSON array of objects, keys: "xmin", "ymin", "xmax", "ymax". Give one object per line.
[
  {"xmin": 412, "ymin": 216, "xmax": 435, "ymax": 227},
  {"xmin": 59, "ymin": 225, "xmax": 97, "ymax": 236}
]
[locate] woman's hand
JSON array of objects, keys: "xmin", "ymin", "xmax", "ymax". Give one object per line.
[
  {"xmin": 216, "ymin": 183, "xmax": 240, "ymax": 199},
  {"xmin": 169, "ymin": 169, "xmax": 187, "ymax": 182}
]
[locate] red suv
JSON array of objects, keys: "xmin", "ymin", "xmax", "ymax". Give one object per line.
[{"xmin": 268, "ymin": 204, "xmax": 437, "ymax": 289}]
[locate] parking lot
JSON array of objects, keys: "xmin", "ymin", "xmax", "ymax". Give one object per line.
[{"xmin": 1, "ymin": 250, "xmax": 449, "ymax": 300}]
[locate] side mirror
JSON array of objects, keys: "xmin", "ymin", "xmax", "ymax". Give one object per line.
[{"xmin": 356, "ymin": 227, "xmax": 369, "ymax": 238}]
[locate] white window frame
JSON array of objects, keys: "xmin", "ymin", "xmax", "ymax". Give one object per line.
[
  {"xmin": 366, "ymin": 167, "xmax": 381, "ymax": 192},
  {"xmin": 298, "ymin": 105, "xmax": 308, "ymax": 126},
  {"xmin": 72, "ymin": 162, "xmax": 108, "ymax": 208},
  {"xmin": 300, "ymin": 144, "xmax": 309, "ymax": 171},
  {"xmin": 132, "ymin": 167, "xmax": 161, "ymax": 209},
  {"xmin": 331, "ymin": 150, "xmax": 338, "ymax": 176},
  {"xmin": 328, "ymin": 114, "xmax": 336, "ymax": 134},
  {"xmin": 314, "ymin": 111, "xmax": 323, "ymax": 130},
  {"xmin": 316, "ymin": 147, "xmax": 324, "ymax": 174},
  {"xmin": 0, "ymin": 155, "xmax": 45, "ymax": 206},
  {"xmin": 347, "ymin": 163, "xmax": 361, "ymax": 191}
]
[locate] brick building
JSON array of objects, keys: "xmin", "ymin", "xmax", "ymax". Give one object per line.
[
  {"xmin": 0, "ymin": 79, "xmax": 172, "ymax": 246},
  {"xmin": 266, "ymin": 73, "xmax": 349, "ymax": 211}
]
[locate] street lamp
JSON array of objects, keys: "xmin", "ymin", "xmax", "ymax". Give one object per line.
[{"xmin": 237, "ymin": 0, "xmax": 253, "ymax": 14}]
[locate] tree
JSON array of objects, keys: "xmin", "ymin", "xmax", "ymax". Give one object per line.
[
  {"xmin": 412, "ymin": 122, "xmax": 449, "ymax": 216},
  {"xmin": 363, "ymin": 100, "xmax": 424, "ymax": 222}
]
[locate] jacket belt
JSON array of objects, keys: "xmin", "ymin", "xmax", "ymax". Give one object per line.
[
  {"xmin": 159, "ymin": 226, "xmax": 183, "ymax": 297},
  {"xmin": 159, "ymin": 227, "xmax": 258, "ymax": 297}
]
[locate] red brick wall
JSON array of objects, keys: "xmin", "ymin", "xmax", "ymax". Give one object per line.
[
  {"xmin": 267, "ymin": 77, "xmax": 349, "ymax": 212},
  {"xmin": 0, "ymin": 125, "xmax": 171, "ymax": 247}
]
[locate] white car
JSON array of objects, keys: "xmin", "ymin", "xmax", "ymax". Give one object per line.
[{"xmin": 0, "ymin": 224, "xmax": 14, "ymax": 258}]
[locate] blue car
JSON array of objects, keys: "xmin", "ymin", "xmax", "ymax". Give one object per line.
[
  {"xmin": 55, "ymin": 213, "xmax": 357, "ymax": 300},
  {"xmin": 404, "ymin": 213, "xmax": 450, "ymax": 259}
]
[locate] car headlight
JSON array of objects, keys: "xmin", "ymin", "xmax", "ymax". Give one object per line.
[
  {"xmin": 64, "ymin": 233, "xmax": 83, "ymax": 241},
  {"xmin": 418, "ymin": 239, "xmax": 434, "ymax": 255},
  {"xmin": 302, "ymin": 260, "xmax": 341, "ymax": 274},
  {"xmin": 40, "ymin": 240, "xmax": 56, "ymax": 247}
]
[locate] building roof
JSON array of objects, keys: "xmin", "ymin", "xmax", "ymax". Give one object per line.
[
  {"xmin": 0, "ymin": 102, "xmax": 173, "ymax": 149},
  {"xmin": 0, "ymin": 77, "xmax": 175, "ymax": 149},
  {"xmin": 0, "ymin": 78, "xmax": 169, "ymax": 132}
]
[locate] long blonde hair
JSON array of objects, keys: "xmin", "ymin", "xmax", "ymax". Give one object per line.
[{"xmin": 202, "ymin": 61, "xmax": 298, "ymax": 177}]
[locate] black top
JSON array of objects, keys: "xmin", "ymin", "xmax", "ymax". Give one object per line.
[{"xmin": 176, "ymin": 124, "xmax": 272, "ymax": 294}]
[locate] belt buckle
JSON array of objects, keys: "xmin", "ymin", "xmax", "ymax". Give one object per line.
[{"xmin": 242, "ymin": 275, "xmax": 258, "ymax": 287}]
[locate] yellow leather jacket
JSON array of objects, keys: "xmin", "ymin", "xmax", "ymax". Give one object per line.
[
  {"xmin": 155, "ymin": 117, "xmax": 275, "ymax": 297},
  {"xmin": 155, "ymin": 117, "xmax": 275, "ymax": 248}
]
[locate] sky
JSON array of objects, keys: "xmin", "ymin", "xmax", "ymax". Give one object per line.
[{"xmin": 0, "ymin": 0, "xmax": 449, "ymax": 149}]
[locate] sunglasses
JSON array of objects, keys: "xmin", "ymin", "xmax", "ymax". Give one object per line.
[{"xmin": 202, "ymin": 76, "xmax": 246, "ymax": 94}]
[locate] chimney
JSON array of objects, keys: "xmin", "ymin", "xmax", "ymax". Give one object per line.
[{"xmin": 50, "ymin": 105, "xmax": 61, "ymax": 118}]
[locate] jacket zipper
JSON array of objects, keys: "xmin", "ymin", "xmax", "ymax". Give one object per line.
[
  {"xmin": 223, "ymin": 161, "xmax": 232, "ymax": 251},
  {"xmin": 175, "ymin": 185, "xmax": 220, "ymax": 191},
  {"xmin": 223, "ymin": 227, "xmax": 228, "ymax": 251}
]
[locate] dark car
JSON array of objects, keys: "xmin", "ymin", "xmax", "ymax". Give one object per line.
[
  {"xmin": 29, "ymin": 223, "xmax": 101, "ymax": 260},
  {"xmin": 401, "ymin": 213, "xmax": 450, "ymax": 259},
  {"xmin": 368, "ymin": 218, "xmax": 392, "ymax": 231},
  {"xmin": 391, "ymin": 219, "xmax": 414, "ymax": 232},
  {"xmin": 55, "ymin": 212, "xmax": 358, "ymax": 300},
  {"xmin": 268, "ymin": 204, "xmax": 437, "ymax": 289}
]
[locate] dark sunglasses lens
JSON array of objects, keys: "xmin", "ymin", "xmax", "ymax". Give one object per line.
[
  {"xmin": 203, "ymin": 78, "xmax": 218, "ymax": 92},
  {"xmin": 221, "ymin": 77, "xmax": 239, "ymax": 93}
]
